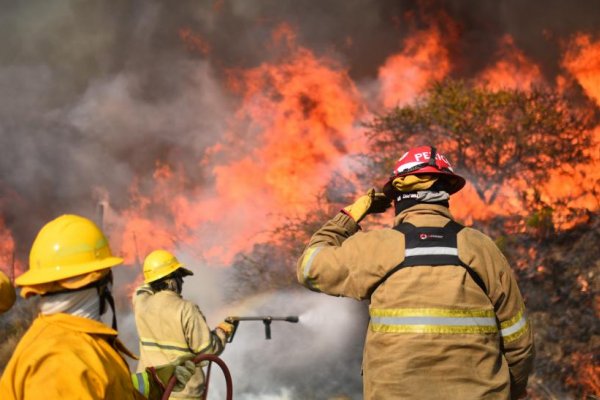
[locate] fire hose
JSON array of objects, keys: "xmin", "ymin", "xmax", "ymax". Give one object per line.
[
  {"xmin": 161, "ymin": 316, "xmax": 299, "ymax": 399},
  {"xmin": 161, "ymin": 354, "xmax": 232, "ymax": 400}
]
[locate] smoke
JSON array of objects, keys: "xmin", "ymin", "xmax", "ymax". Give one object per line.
[
  {"xmin": 113, "ymin": 254, "xmax": 368, "ymax": 399},
  {"xmin": 205, "ymin": 290, "xmax": 368, "ymax": 400}
]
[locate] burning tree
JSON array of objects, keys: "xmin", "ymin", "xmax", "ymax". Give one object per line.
[{"xmin": 366, "ymin": 79, "xmax": 596, "ymax": 208}]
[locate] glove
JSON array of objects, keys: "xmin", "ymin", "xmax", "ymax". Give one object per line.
[
  {"xmin": 217, "ymin": 320, "xmax": 236, "ymax": 338},
  {"xmin": 342, "ymin": 188, "xmax": 391, "ymax": 223},
  {"xmin": 147, "ymin": 354, "xmax": 196, "ymax": 394},
  {"xmin": 173, "ymin": 360, "xmax": 196, "ymax": 392}
]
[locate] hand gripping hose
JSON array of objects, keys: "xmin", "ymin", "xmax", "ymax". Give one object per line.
[{"xmin": 161, "ymin": 354, "xmax": 232, "ymax": 400}]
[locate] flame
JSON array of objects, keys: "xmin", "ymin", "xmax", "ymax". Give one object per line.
[
  {"xmin": 566, "ymin": 352, "xmax": 600, "ymax": 397},
  {"xmin": 563, "ymin": 34, "xmax": 600, "ymax": 106},
  {"xmin": 179, "ymin": 27, "xmax": 212, "ymax": 55},
  {"xmin": 108, "ymin": 24, "xmax": 364, "ymax": 274},
  {"xmin": 378, "ymin": 25, "xmax": 451, "ymax": 108},
  {"xmin": 99, "ymin": 23, "xmax": 599, "ymax": 277},
  {"xmin": 478, "ymin": 35, "xmax": 543, "ymax": 90},
  {"xmin": 0, "ymin": 217, "xmax": 19, "ymax": 280}
]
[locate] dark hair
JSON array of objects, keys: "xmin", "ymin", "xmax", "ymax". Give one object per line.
[{"xmin": 150, "ymin": 270, "xmax": 184, "ymax": 292}]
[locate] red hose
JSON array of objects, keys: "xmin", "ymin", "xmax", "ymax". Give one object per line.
[{"xmin": 161, "ymin": 354, "xmax": 232, "ymax": 400}]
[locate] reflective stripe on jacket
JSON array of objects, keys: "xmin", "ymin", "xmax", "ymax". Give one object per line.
[
  {"xmin": 0, "ymin": 313, "xmax": 143, "ymax": 400},
  {"xmin": 133, "ymin": 289, "xmax": 226, "ymax": 399},
  {"xmin": 297, "ymin": 203, "xmax": 535, "ymax": 400}
]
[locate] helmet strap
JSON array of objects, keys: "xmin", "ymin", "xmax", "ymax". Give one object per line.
[
  {"xmin": 428, "ymin": 146, "xmax": 438, "ymax": 167},
  {"xmin": 96, "ymin": 272, "xmax": 117, "ymax": 330}
]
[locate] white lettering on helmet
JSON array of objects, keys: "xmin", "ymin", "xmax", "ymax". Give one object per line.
[{"xmin": 415, "ymin": 152, "xmax": 431, "ymax": 161}]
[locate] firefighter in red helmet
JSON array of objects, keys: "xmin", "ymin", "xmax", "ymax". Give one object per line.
[{"xmin": 297, "ymin": 146, "xmax": 534, "ymax": 399}]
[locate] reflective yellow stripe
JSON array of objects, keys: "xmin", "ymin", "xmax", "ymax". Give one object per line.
[
  {"xmin": 370, "ymin": 307, "xmax": 498, "ymax": 334},
  {"xmin": 371, "ymin": 323, "xmax": 499, "ymax": 334},
  {"xmin": 371, "ymin": 308, "xmax": 495, "ymax": 318},
  {"xmin": 131, "ymin": 372, "xmax": 150, "ymax": 397},
  {"xmin": 300, "ymin": 247, "xmax": 323, "ymax": 290},
  {"xmin": 139, "ymin": 337, "xmax": 192, "ymax": 355},
  {"xmin": 140, "ymin": 337, "xmax": 189, "ymax": 348},
  {"xmin": 500, "ymin": 306, "xmax": 529, "ymax": 343},
  {"xmin": 192, "ymin": 339, "xmax": 212, "ymax": 353}
]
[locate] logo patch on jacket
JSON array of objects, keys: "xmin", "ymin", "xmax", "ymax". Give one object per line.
[{"xmin": 419, "ymin": 232, "xmax": 444, "ymax": 240}]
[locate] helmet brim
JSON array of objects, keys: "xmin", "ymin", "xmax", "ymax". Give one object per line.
[
  {"xmin": 383, "ymin": 170, "xmax": 466, "ymax": 198},
  {"xmin": 15, "ymin": 256, "xmax": 124, "ymax": 286}
]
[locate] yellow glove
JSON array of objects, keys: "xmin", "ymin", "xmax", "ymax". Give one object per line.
[
  {"xmin": 217, "ymin": 320, "xmax": 236, "ymax": 338},
  {"xmin": 342, "ymin": 188, "xmax": 391, "ymax": 223}
]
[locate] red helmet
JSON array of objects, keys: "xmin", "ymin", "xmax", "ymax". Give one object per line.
[{"xmin": 382, "ymin": 145, "xmax": 466, "ymax": 196}]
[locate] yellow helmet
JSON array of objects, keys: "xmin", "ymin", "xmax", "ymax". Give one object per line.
[
  {"xmin": 0, "ymin": 270, "xmax": 16, "ymax": 313},
  {"xmin": 143, "ymin": 249, "xmax": 193, "ymax": 284},
  {"xmin": 15, "ymin": 214, "xmax": 123, "ymax": 288}
]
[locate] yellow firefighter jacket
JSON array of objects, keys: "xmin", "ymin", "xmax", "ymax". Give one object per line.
[
  {"xmin": 0, "ymin": 313, "xmax": 144, "ymax": 400},
  {"xmin": 133, "ymin": 289, "xmax": 227, "ymax": 399},
  {"xmin": 297, "ymin": 204, "xmax": 535, "ymax": 400}
]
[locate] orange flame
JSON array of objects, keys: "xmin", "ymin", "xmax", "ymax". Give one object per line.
[
  {"xmin": 179, "ymin": 27, "xmax": 212, "ymax": 55},
  {"xmin": 478, "ymin": 35, "xmax": 543, "ymax": 90},
  {"xmin": 563, "ymin": 34, "xmax": 600, "ymax": 106},
  {"xmin": 108, "ymin": 24, "xmax": 365, "ymax": 275},
  {"xmin": 566, "ymin": 352, "xmax": 600, "ymax": 397},
  {"xmin": 378, "ymin": 25, "xmax": 451, "ymax": 108},
  {"xmin": 0, "ymin": 217, "xmax": 19, "ymax": 280}
]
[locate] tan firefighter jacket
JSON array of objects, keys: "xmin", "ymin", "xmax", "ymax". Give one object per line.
[
  {"xmin": 297, "ymin": 203, "xmax": 535, "ymax": 400},
  {"xmin": 133, "ymin": 288, "xmax": 227, "ymax": 399}
]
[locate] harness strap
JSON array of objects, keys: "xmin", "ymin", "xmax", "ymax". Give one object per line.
[{"xmin": 374, "ymin": 221, "xmax": 487, "ymax": 294}]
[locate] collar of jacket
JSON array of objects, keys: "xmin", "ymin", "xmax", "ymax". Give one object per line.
[
  {"xmin": 393, "ymin": 203, "xmax": 454, "ymax": 226},
  {"xmin": 37, "ymin": 313, "xmax": 138, "ymax": 359},
  {"xmin": 38, "ymin": 312, "xmax": 119, "ymax": 336},
  {"xmin": 155, "ymin": 288, "xmax": 183, "ymax": 298}
]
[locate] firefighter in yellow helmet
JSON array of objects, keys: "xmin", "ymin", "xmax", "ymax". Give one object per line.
[
  {"xmin": 297, "ymin": 146, "xmax": 535, "ymax": 399},
  {"xmin": 0, "ymin": 269, "xmax": 16, "ymax": 313},
  {"xmin": 133, "ymin": 249, "xmax": 234, "ymax": 399},
  {"xmin": 0, "ymin": 214, "xmax": 195, "ymax": 400}
]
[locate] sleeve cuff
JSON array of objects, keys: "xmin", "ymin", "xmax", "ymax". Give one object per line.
[{"xmin": 333, "ymin": 212, "xmax": 361, "ymax": 233}]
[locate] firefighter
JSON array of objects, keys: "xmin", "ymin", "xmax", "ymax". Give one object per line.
[
  {"xmin": 297, "ymin": 145, "xmax": 535, "ymax": 400},
  {"xmin": 0, "ymin": 214, "xmax": 195, "ymax": 400},
  {"xmin": 0, "ymin": 269, "xmax": 16, "ymax": 313},
  {"xmin": 133, "ymin": 249, "xmax": 234, "ymax": 399}
]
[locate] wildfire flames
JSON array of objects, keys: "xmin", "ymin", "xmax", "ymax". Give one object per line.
[
  {"xmin": 0, "ymin": 3, "xmax": 599, "ymax": 397},
  {"xmin": 107, "ymin": 21, "xmax": 600, "ymax": 272},
  {"xmin": 2, "ymin": 6, "xmax": 599, "ymax": 284}
]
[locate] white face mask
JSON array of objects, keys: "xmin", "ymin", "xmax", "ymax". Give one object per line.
[{"xmin": 39, "ymin": 287, "xmax": 101, "ymax": 321}]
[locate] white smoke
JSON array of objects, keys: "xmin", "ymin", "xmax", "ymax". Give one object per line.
[
  {"xmin": 115, "ymin": 253, "xmax": 368, "ymax": 400},
  {"xmin": 205, "ymin": 290, "xmax": 368, "ymax": 400}
]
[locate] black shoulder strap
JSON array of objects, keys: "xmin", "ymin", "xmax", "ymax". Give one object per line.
[{"xmin": 372, "ymin": 221, "xmax": 487, "ymax": 294}]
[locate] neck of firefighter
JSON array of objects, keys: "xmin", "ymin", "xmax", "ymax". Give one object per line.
[
  {"xmin": 394, "ymin": 190, "xmax": 450, "ymax": 215},
  {"xmin": 167, "ymin": 276, "xmax": 183, "ymax": 295},
  {"xmin": 39, "ymin": 287, "xmax": 102, "ymax": 321}
]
